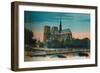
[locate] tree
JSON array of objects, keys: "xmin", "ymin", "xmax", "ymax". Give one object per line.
[
  {"xmin": 70, "ymin": 38, "xmax": 90, "ymax": 48},
  {"xmin": 81, "ymin": 38, "xmax": 90, "ymax": 48},
  {"xmin": 37, "ymin": 40, "xmax": 44, "ymax": 48},
  {"xmin": 63, "ymin": 39, "xmax": 72, "ymax": 47},
  {"xmin": 24, "ymin": 28, "xmax": 37, "ymax": 47}
]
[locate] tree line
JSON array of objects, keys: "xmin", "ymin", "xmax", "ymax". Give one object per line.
[{"xmin": 24, "ymin": 28, "xmax": 90, "ymax": 49}]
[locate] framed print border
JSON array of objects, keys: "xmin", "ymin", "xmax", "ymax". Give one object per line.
[{"xmin": 11, "ymin": 1, "xmax": 98, "ymax": 71}]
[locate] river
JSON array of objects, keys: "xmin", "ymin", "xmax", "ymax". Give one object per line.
[{"xmin": 24, "ymin": 48, "xmax": 90, "ymax": 61}]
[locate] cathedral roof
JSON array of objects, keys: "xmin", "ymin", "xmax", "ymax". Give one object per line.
[{"xmin": 62, "ymin": 28, "xmax": 72, "ymax": 33}]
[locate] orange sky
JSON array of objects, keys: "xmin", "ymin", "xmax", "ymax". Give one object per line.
[
  {"xmin": 33, "ymin": 32, "xmax": 90, "ymax": 42},
  {"xmin": 72, "ymin": 32, "xmax": 90, "ymax": 39},
  {"xmin": 33, "ymin": 32, "xmax": 44, "ymax": 42}
]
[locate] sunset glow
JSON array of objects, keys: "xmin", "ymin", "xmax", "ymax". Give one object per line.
[
  {"xmin": 25, "ymin": 11, "xmax": 90, "ymax": 42},
  {"xmin": 33, "ymin": 32, "xmax": 90, "ymax": 42}
]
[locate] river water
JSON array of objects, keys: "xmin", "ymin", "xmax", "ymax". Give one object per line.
[{"xmin": 24, "ymin": 51, "xmax": 90, "ymax": 61}]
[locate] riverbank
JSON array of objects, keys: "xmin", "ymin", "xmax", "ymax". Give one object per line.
[{"xmin": 24, "ymin": 52, "xmax": 90, "ymax": 61}]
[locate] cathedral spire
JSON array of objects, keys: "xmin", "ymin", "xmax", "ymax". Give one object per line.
[{"xmin": 59, "ymin": 17, "xmax": 62, "ymax": 33}]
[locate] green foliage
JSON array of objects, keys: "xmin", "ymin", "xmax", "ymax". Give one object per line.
[
  {"xmin": 69, "ymin": 38, "xmax": 90, "ymax": 48},
  {"xmin": 47, "ymin": 39, "xmax": 62, "ymax": 48},
  {"xmin": 37, "ymin": 40, "xmax": 44, "ymax": 48},
  {"xmin": 24, "ymin": 28, "xmax": 37, "ymax": 47},
  {"xmin": 63, "ymin": 39, "xmax": 72, "ymax": 47},
  {"xmin": 46, "ymin": 38, "xmax": 90, "ymax": 48}
]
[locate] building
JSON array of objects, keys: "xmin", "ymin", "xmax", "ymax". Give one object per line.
[
  {"xmin": 51, "ymin": 26, "xmax": 59, "ymax": 34},
  {"xmin": 44, "ymin": 18, "xmax": 72, "ymax": 48},
  {"xmin": 44, "ymin": 26, "xmax": 51, "ymax": 42},
  {"xmin": 59, "ymin": 18, "xmax": 62, "ymax": 33}
]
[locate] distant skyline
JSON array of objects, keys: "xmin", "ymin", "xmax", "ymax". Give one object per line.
[{"xmin": 24, "ymin": 11, "xmax": 90, "ymax": 42}]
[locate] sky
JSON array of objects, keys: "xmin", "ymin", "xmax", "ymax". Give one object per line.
[{"xmin": 24, "ymin": 11, "xmax": 90, "ymax": 42}]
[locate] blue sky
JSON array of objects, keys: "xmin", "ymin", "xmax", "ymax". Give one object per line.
[{"xmin": 24, "ymin": 11, "xmax": 90, "ymax": 33}]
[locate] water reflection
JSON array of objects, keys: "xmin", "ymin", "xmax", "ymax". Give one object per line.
[
  {"xmin": 24, "ymin": 52, "xmax": 90, "ymax": 61},
  {"xmin": 49, "ymin": 54, "xmax": 66, "ymax": 58}
]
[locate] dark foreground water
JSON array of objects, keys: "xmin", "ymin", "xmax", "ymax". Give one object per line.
[{"xmin": 24, "ymin": 52, "xmax": 90, "ymax": 61}]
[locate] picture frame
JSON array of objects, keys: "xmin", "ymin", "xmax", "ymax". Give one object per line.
[{"xmin": 11, "ymin": 1, "xmax": 97, "ymax": 71}]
